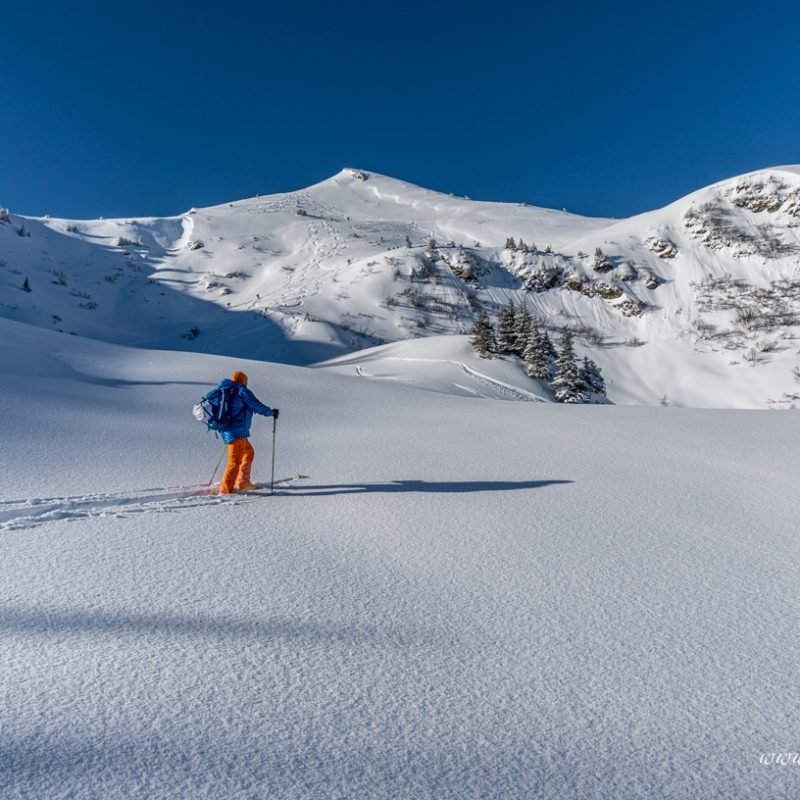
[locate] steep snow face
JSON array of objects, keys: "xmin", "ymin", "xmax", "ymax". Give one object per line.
[{"xmin": 2, "ymin": 166, "xmax": 800, "ymax": 407}]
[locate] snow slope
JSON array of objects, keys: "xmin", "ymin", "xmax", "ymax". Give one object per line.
[
  {"xmin": 2, "ymin": 317, "xmax": 799, "ymax": 799},
  {"xmin": 3, "ymin": 166, "xmax": 800, "ymax": 407}
]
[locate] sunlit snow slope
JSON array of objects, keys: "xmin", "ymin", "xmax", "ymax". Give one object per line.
[
  {"xmin": 2, "ymin": 166, "xmax": 800, "ymax": 406},
  {"xmin": 1, "ymin": 318, "xmax": 800, "ymax": 799}
]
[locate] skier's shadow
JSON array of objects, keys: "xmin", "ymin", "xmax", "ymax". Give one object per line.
[{"xmin": 284, "ymin": 479, "xmax": 572, "ymax": 496}]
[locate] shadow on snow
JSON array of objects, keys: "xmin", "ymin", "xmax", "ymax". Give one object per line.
[{"xmin": 280, "ymin": 479, "xmax": 572, "ymax": 496}]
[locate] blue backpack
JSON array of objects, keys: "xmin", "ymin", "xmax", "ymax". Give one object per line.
[{"xmin": 193, "ymin": 385, "xmax": 238, "ymax": 431}]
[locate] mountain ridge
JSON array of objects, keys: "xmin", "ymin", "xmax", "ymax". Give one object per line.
[{"xmin": 2, "ymin": 166, "xmax": 800, "ymax": 408}]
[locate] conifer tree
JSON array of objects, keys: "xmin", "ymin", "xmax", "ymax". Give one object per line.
[
  {"xmin": 505, "ymin": 237, "xmax": 517, "ymax": 250},
  {"xmin": 495, "ymin": 300, "xmax": 517, "ymax": 354},
  {"xmin": 580, "ymin": 356, "xmax": 606, "ymax": 396},
  {"xmin": 523, "ymin": 325, "xmax": 552, "ymax": 379},
  {"xmin": 540, "ymin": 326, "xmax": 557, "ymax": 361},
  {"xmin": 512, "ymin": 302, "xmax": 533, "ymax": 356},
  {"xmin": 552, "ymin": 329, "xmax": 586, "ymax": 403},
  {"xmin": 470, "ymin": 312, "xmax": 495, "ymax": 358}
]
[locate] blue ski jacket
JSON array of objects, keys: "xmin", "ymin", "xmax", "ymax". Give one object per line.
[{"xmin": 215, "ymin": 378, "xmax": 274, "ymax": 443}]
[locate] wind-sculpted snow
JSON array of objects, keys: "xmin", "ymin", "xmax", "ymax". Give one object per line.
[{"xmin": 1, "ymin": 320, "xmax": 800, "ymax": 799}]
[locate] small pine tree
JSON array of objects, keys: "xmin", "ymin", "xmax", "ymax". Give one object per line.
[
  {"xmin": 405, "ymin": 235, "xmax": 413, "ymax": 248},
  {"xmin": 512, "ymin": 301, "xmax": 533, "ymax": 356},
  {"xmin": 495, "ymin": 300, "xmax": 517, "ymax": 354},
  {"xmin": 579, "ymin": 356, "xmax": 606, "ymax": 396},
  {"xmin": 540, "ymin": 326, "xmax": 557, "ymax": 361},
  {"xmin": 470, "ymin": 312, "xmax": 495, "ymax": 358},
  {"xmin": 22, "ymin": 277, "xmax": 31, "ymax": 292},
  {"xmin": 505, "ymin": 237, "xmax": 517, "ymax": 250},
  {"xmin": 0, "ymin": 207, "xmax": 10, "ymax": 223},
  {"xmin": 428, "ymin": 238, "xmax": 437, "ymax": 250},
  {"xmin": 523, "ymin": 325, "xmax": 552, "ymax": 379},
  {"xmin": 552, "ymin": 329, "xmax": 586, "ymax": 403}
]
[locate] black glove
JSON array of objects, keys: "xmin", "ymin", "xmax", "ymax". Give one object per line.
[{"xmin": 272, "ymin": 408, "xmax": 280, "ymax": 420}]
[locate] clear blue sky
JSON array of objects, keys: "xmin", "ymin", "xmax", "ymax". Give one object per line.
[{"xmin": 2, "ymin": 0, "xmax": 799, "ymax": 220}]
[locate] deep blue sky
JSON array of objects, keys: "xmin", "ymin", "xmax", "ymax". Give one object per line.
[{"xmin": 2, "ymin": 0, "xmax": 799, "ymax": 220}]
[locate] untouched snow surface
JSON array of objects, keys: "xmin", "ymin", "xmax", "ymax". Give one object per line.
[{"xmin": 2, "ymin": 318, "xmax": 800, "ymax": 799}]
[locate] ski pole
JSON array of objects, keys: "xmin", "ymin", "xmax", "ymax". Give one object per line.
[
  {"xmin": 270, "ymin": 415, "xmax": 278, "ymax": 495},
  {"xmin": 208, "ymin": 444, "xmax": 227, "ymax": 487}
]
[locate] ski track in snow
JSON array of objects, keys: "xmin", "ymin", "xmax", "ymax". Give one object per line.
[
  {"xmin": 0, "ymin": 481, "xmax": 297, "ymax": 532},
  {"xmin": 367, "ymin": 356, "xmax": 547, "ymax": 401},
  {"xmin": 0, "ymin": 489, "xmax": 223, "ymax": 531}
]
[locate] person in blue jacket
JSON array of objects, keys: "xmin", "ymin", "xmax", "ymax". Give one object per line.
[{"xmin": 216, "ymin": 370, "xmax": 278, "ymax": 494}]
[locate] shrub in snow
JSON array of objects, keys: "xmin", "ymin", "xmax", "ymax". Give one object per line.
[
  {"xmin": 592, "ymin": 247, "xmax": 614, "ymax": 274},
  {"xmin": 525, "ymin": 264, "xmax": 564, "ymax": 293},
  {"xmin": 647, "ymin": 237, "xmax": 678, "ymax": 259},
  {"xmin": 115, "ymin": 236, "xmax": 137, "ymax": 247},
  {"xmin": 617, "ymin": 263, "xmax": 638, "ymax": 281},
  {"xmin": 595, "ymin": 281, "xmax": 623, "ymax": 300},
  {"xmin": 405, "ymin": 235, "xmax": 413, "ymax": 248},
  {"xmin": 65, "ymin": 223, "xmax": 81, "ymax": 234},
  {"xmin": 22, "ymin": 277, "xmax": 31, "ymax": 292},
  {"xmin": 637, "ymin": 270, "xmax": 661, "ymax": 290},
  {"xmin": 616, "ymin": 299, "xmax": 648, "ymax": 317},
  {"xmin": 444, "ymin": 250, "xmax": 481, "ymax": 281},
  {"xmin": 188, "ymin": 240, "xmax": 205, "ymax": 251},
  {"xmin": 350, "ymin": 170, "xmax": 368, "ymax": 181},
  {"xmin": 563, "ymin": 274, "xmax": 594, "ymax": 296},
  {"xmin": 0, "ymin": 207, "xmax": 10, "ymax": 223},
  {"xmin": 743, "ymin": 347, "xmax": 763, "ymax": 367},
  {"xmin": 295, "ymin": 208, "xmax": 307, "ymax": 216}
]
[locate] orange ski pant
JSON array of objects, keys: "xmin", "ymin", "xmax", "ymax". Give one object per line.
[{"xmin": 220, "ymin": 438, "xmax": 255, "ymax": 493}]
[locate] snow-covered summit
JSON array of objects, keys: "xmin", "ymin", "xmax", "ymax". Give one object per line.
[{"xmin": 2, "ymin": 166, "xmax": 800, "ymax": 407}]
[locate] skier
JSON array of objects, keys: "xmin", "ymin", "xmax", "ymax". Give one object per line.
[{"xmin": 214, "ymin": 370, "xmax": 278, "ymax": 494}]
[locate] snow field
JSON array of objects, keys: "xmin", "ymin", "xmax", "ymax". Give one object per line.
[{"xmin": 2, "ymin": 319, "xmax": 800, "ymax": 798}]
